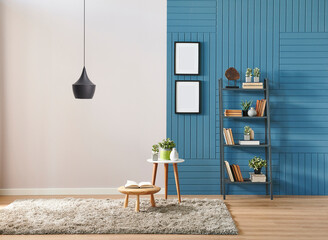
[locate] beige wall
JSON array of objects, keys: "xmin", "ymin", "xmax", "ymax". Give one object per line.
[{"xmin": 0, "ymin": 0, "xmax": 166, "ymax": 190}]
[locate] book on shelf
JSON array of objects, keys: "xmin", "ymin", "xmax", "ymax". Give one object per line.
[
  {"xmin": 224, "ymin": 109, "xmax": 242, "ymax": 117},
  {"xmin": 229, "ymin": 164, "xmax": 244, "ymax": 182},
  {"xmin": 242, "ymin": 82, "xmax": 263, "ymax": 89},
  {"xmin": 236, "ymin": 165, "xmax": 244, "ymax": 182},
  {"xmin": 124, "ymin": 180, "xmax": 153, "ymax": 189},
  {"xmin": 239, "ymin": 140, "xmax": 260, "ymax": 145},
  {"xmin": 224, "ymin": 161, "xmax": 234, "ymax": 182},
  {"xmin": 223, "ymin": 128, "xmax": 235, "ymax": 145},
  {"xmin": 250, "ymin": 173, "xmax": 266, "ymax": 182},
  {"xmin": 243, "ymin": 82, "xmax": 263, "ymax": 85},
  {"xmin": 256, "ymin": 99, "xmax": 266, "ymax": 116},
  {"xmin": 231, "ymin": 165, "xmax": 239, "ymax": 181}
]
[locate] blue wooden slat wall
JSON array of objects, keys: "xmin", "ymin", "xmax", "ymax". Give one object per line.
[{"xmin": 167, "ymin": 0, "xmax": 328, "ymax": 195}]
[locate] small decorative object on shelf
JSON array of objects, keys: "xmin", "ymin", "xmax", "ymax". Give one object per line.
[
  {"xmin": 244, "ymin": 126, "xmax": 251, "ymax": 140},
  {"xmin": 151, "ymin": 144, "xmax": 159, "ymax": 161},
  {"xmin": 249, "ymin": 156, "xmax": 267, "ymax": 174},
  {"xmin": 245, "ymin": 68, "xmax": 252, "ymax": 83},
  {"xmin": 250, "ymin": 128, "xmax": 254, "ymax": 140},
  {"xmin": 248, "ymin": 107, "xmax": 257, "ymax": 117},
  {"xmin": 253, "ymin": 68, "xmax": 260, "ymax": 82},
  {"xmin": 158, "ymin": 138, "xmax": 176, "ymax": 160},
  {"xmin": 225, "ymin": 67, "xmax": 240, "ymax": 88},
  {"xmin": 170, "ymin": 148, "xmax": 179, "ymax": 161},
  {"xmin": 250, "ymin": 173, "xmax": 266, "ymax": 182},
  {"xmin": 241, "ymin": 100, "xmax": 252, "ymax": 116}
]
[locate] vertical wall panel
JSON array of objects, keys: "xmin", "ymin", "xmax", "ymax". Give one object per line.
[{"xmin": 167, "ymin": 0, "xmax": 328, "ymax": 195}]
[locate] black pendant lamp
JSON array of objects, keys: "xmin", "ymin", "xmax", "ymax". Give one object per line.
[{"xmin": 73, "ymin": 0, "xmax": 96, "ymax": 99}]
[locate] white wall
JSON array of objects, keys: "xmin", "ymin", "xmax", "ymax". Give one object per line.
[{"xmin": 0, "ymin": 0, "xmax": 166, "ymax": 191}]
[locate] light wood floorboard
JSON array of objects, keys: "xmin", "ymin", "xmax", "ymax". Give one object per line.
[{"xmin": 0, "ymin": 195, "xmax": 327, "ymax": 240}]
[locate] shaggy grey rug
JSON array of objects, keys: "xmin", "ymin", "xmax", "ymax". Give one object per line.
[{"xmin": 0, "ymin": 198, "xmax": 237, "ymax": 235}]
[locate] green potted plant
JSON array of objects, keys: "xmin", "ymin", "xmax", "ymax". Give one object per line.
[
  {"xmin": 253, "ymin": 67, "xmax": 260, "ymax": 82},
  {"xmin": 158, "ymin": 138, "xmax": 176, "ymax": 160},
  {"xmin": 151, "ymin": 144, "xmax": 159, "ymax": 161},
  {"xmin": 241, "ymin": 100, "xmax": 252, "ymax": 116},
  {"xmin": 249, "ymin": 156, "xmax": 267, "ymax": 174},
  {"xmin": 244, "ymin": 126, "xmax": 251, "ymax": 140},
  {"xmin": 245, "ymin": 68, "xmax": 252, "ymax": 82}
]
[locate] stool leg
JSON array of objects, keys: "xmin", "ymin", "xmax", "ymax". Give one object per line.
[
  {"xmin": 164, "ymin": 163, "xmax": 168, "ymax": 199},
  {"xmin": 173, "ymin": 163, "xmax": 181, "ymax": 203},
  {"xmin": 135, "ymin": 195, "xmax": 140, "ymax": 212},
  {"xmin": 124, "ymin": 194, "xmax": 129, "ymax": 208},
  {"xmin": 150, "ymin": 194, "xmax": 156, "ymax": 207}
]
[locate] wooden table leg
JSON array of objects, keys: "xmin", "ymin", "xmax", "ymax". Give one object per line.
[
  {"xmin": 173, "ymin": 163, "xmax": 181, "ymax": 203},
  {"xmin": 164, "ymin": 163, "xmax": 168, "ymax": 200},
  {"xmin": 152, "ymin": 163, "xmax": 158, "ymax": 185},
  {"xmin": 135, "ymin": 195, "xmax": 140, "ymax": 212},
  {"xmin": 124, "ymin": 194, "xmax": 129, "ymax": 208},
  {"xmin": 150, "ymin": 194, "xmax": 156, "ymax": 207}
]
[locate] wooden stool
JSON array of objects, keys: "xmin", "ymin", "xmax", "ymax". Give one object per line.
[{"xmin": 117, "ymin": 186, "xmax": 161, "ymax": 212}]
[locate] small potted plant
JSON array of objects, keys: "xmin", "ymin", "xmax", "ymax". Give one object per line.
[
  {"xmin": 253, "ymin": 68, "xmax": 260, "ymax": 82},
  {"xmin": 241, "ymin": 100, "xmax": 252, "ymax": 116},
  {"xmin": 158, "ymin": 138, "xmax": 176, "ymax": 160},
  {"xmin": 245, "ymin": 68, "xmax": 252, "ymax": 82},
  {"xmin": 244, "ymin": 126, "xmax": 251, "ymax": 140},
  {"xmin": 151, "ymin": 144, "xmax": 159, "ymax": 161},
  {"xmin": 249, "ymin": 156, "xmax": 267, "ymax": 174}
]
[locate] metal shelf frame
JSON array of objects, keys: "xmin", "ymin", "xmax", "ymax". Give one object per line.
[{"xmin": 219, "ymin": 78, "xmax": 273, "ymax": 200}]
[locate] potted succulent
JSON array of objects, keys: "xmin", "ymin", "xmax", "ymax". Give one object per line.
[
  {"xmin": 253, "ymin": 68, "xmax": 260, "ymax": 82},
  {"xmin": 241, "ymin": 100, "xmax": 252, "ymax": 116},
  {"xmin": 245, "ymin": 68, "xmax": 252, "ymax": 82},
  {"xmin": 158, "ymin": 138, "xmax": 176, "ymax": 160},
  {"xmin": 249, "ymin": 156, "xmax": 267, "ymax": 174},
  {"xmin": 244, "ymin": 126, "xmax": 251, "ymax": 140},
  {"xmin": 151, "ymin": 144, "xmax": 159, "ymax": 161}
]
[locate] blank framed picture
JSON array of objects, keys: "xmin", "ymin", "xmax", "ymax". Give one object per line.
[
  {"xmin": 174, "ymin": 42, "xmax": 200, "ymax": 75},
  {"xmin": 175, "ymin": 81, "xmax": 201, "ymax": 114}
]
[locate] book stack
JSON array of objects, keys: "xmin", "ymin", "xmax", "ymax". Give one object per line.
[
  {"xmin": 224, "ymin": 161, "xmax": 244, "ymax": 182},
  {"xmin": 224, "ymin": 109, "xmax": 242, "ymax": 117},
  {"xmin": 239, "ymin": 140, "xmax": 260, "ymax": 145},
  {"xmin": 242, "ymin": 82, "xmax": 263, "ymax": 89},
  {"xmin": 250, "ymin": 173, "xmax": 266, "ymax": 182},
  {"xmin": 256, "ymin": 99, "xmax": 266, "ymax": 116},
  {"xmin": 223, "ymin": 128, "xmax": 235, "ymax": 145}
]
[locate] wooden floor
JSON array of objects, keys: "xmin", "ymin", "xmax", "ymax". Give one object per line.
[{"xmin": 0, "ymin": 195, "xmax": 327, "ymax": 240}]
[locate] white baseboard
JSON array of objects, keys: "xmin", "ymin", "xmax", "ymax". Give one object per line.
[{"xmin": 0, "ymin": 188, "xmax": 165, "ymax": 196}]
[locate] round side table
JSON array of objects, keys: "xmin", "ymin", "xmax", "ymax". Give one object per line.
[
  {"xmin": 147, "ymin": 159, "xmax": 185, "ymax": 203},
  {"xmin": 117, "ymin": 186, "xmax": 161, "ymax": 212}
]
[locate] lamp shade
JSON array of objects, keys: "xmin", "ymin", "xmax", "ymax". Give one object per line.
[{"xmin": 72, "ymin": 67, "xmax": 96, "ymax": 99}]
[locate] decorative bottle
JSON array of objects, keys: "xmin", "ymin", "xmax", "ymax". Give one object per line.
[{"xmin": 170, "ymin": 148, "xmax": 179, "ymax": 161}]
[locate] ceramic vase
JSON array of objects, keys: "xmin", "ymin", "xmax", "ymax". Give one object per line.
[
  {"xmin": 245, "ymin": 76, "xmax": 252, "ymax": 83},
  {"xmin": 253, "ymin": 77, "xmax": 259, "ymax": 82},
  {"xmin": 160, "ymin": 148, "xmax": 171, "ymax": 160},
  {"xmin": 170, "ymin": 148, "xmax": 179, "ymax": 161},
  {"xmin": 248, "ymin": 107, "xmax": 257, "ymax": 117}
]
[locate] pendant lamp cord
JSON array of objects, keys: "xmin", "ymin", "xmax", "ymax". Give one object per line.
[{"xmin": 83, "ymin": 0, "xmax": 86, "ymax": 67}]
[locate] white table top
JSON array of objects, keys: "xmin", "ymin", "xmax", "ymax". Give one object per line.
[{"xmin": 147, "ymin": 159, "xmax": 185, "ymax": 164}]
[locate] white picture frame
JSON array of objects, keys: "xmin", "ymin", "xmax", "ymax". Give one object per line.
[
  {"xmin": 174, "ymin": 42, "xmax": 200, "ymax": 75},
  {"xmin": 175, "ymin": 81, "xmax": 200, "ymax": 114}
]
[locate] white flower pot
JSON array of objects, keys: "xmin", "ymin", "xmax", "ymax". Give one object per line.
[
  {"xmin": 151, "ymin": 152, "xmax": 158, "ymax": 161},
  {"xmin": 245, "ymin": 76, "xmax": 252, "ymax": 83},
  {"xmin": 253, "ymin": 77, "xmax": 259, "ymax": 82},
  {"xmin": 244, "ymin": 135, "xmax": 250, "ymax": 141}
]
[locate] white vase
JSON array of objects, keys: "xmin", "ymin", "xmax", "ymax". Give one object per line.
[
  {"xmin": 245, "ymin": 76, "xmax": 252, "ymax": 83},
  {"xmin": 170, "ymin": 148, "xmax": 179, "ymax": 161},
  {"xmin": 253, "ymin": 77, "xmax": 259, "ymax": 82},
  {"xmin": 244, "ymin": 135, "xmax": 250, "ymax": 141},
  {"xmin": 248, "ymin": 107, "xmax": 257, "ymax": 117}
]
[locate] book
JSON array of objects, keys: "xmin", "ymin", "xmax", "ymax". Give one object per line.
[
  {"xmin": 231, "ymin": 165, "xmax": 239, "ymax": 181},
  {"xmin": 239, "ymin": 140, "xmax": 260, "ymax": 145},
  {"xmin": 224, "ymin": 109, "xmax": 242, "ymax": 117},
  {"xmin": 229, "ymin": 128, "xmax": 235, "ymax": 145},
  {"xmin": 223, "ymin": 128, "xmax": 228, "ymax": 144},
  {"xmin": 124, "ymin": 180, "xmax": 153, "ymax": 189},
  {"xmin": 223, "ymin": 128, "xmax": 230, "ymax": 145},
  {"xmin": 242, "ymin": 83, "xmax": 263, "ymax": 86},
  {"xmin": 236, "ymin": 165, "xmax": 244, "ymax": 182},
  {"xmin": 242, "ymin": 86, "xmax": 263, "ymax": 89},
  {"xmin": 224, "ymin": 161, "xmax": 234, "ymax": 182}
]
